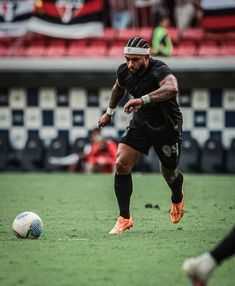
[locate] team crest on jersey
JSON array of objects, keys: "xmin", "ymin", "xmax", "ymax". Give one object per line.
[{"xmin": 56, "ymin": 0, "xmax": 85, "ymax": 23}]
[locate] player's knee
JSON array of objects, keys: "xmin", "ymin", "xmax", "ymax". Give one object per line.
[{"xmin": 115, "ymin": 158, "xmax": 131, "ymax": 175}]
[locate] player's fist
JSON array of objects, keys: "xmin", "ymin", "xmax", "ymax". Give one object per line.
[
  {"xmin": 124, "ymin": 98, "xmax": 143, "ymax": 114},
  {"xmin": 98, "ymin": 113, "xmax": 112, "ymax": 127}
]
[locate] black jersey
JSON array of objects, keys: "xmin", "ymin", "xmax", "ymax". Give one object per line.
[{"xmin": 116, "ymin": 58, "xmax": 182, "ymax": 131}]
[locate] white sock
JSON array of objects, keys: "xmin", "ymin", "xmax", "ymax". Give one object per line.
[{"xmin": 197, "ymin": 252, "xmax": 217, "ymax": 278}]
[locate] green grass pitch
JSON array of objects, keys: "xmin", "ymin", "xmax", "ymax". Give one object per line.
[{"xmin": 0, "ymin": 173, "xmax": 235, "ymax": 286}]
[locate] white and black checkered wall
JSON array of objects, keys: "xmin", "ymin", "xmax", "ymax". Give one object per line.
[{"xmin": 0, "ymin": 87, "xmax": 235, "ymax": 149}]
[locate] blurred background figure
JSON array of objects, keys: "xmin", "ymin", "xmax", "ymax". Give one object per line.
[
  {"xmin": 174, "ymin": 0, "xmax": 202, "ymax": 37},
  {"xmin": 134, "ymin": 0, "xmax": 157, "ymax": 27},
  {"xmin": 108, "ymin": 0, "xmax": 133, "ymax": 29},
  {"xmin": 183, "ymin": 226, "xmax": 235, "ymax": 286},
  {"xmin": 49, "ymin": 128, "xmax": 117, "ymax": 173},
  {"xmin": 151, "ymin": 14, "xmax": 173, "ymax": 56},
  {"xmin": 85, "ymin": 127, "xmax": 117, "ymax": 173}
]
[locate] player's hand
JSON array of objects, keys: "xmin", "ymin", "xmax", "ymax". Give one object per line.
[
  {"xmin": 124, "ymin": 98, "xmax": 143, "ymax": 114},
  {"xmin": 98, "ymin": 113, "xmax": 112, "ymax": 128}
]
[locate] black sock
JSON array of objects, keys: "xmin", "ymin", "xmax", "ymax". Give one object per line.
[
  {"xmin": 168, "ymin": 171, "xmax": 183, "ymax": 203},
  {"xmin": 210, "ymin": 227, "xmax": 235, "ymax": 265},
  {"xmin": 114, "ymin": 173, "xmax": 133, "ymax": 219}
]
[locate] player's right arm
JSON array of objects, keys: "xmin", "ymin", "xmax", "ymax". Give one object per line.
[{"xmin": 98, "ymin": 80, "xmax": 126, "ymax": 127}]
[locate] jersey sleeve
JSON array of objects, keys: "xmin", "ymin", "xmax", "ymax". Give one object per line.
[
  {"xmin": 153, "ymin": 62, "xmax": 172, "ymax": 84},
  {"xmin": 116, "ymin": 63, "xmax": 127, "ymax": 87}
]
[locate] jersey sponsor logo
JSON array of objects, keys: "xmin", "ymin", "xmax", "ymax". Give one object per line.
[{"xmin": 56, "ymin": 0, "xmax": 85, "ymax": 23}]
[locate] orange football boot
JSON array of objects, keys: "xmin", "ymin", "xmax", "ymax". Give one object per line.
[
  {"xmin": 109, "ymin": 216, "xmax": 133, "ymax": 234},
  {"xmin": 170, "ymin": 191, "xmax": 184, "ymax": 223}
]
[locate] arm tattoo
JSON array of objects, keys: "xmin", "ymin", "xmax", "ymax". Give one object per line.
[
  {"xmin": 148, "ymin": 74, "xmax": 178, "ymax": 103},
  {"xmin": 109, "ymin": 80, "xmax": 126, "ymax": 108}
]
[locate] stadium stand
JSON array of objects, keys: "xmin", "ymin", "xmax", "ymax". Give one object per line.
[
  {"xmin": 221, "ymin": 41, "xmax": 235, "ymax": 56},
  {"xmin": 67, "ymin": 39, "xmax": 88, "ymax": 57},
  {"xmin": 0, "ymin": 133, "xmax": 10, "ymax": 170},
  {"xmin": 108, "ymin": 45, "xmax": 123, "ymax": 57},
  {"xmin": 72, "ymin": 137, "xmax": 88, "ymax": 154},
  {"xmin": 225, "ymin": 138, "xmax": 235, "ymax": 173},
  {"xmin": 179, "ymin": 137, "xmax": 200, "ymax": 173},
  {"xmin": 174, "ymin": 40, "xmax": 197, "ymax": 56},
  {"xmin": 44, "ymin": 136, "xmax": 69, "ymax": 171},
  {"xmin": 138, "ymin": 27, "xmax": 152, "ymax": 43},
  {"xmin": 0, "ymin": 27, "xmax": 234, "ymax": 58},
  {"xmin": 200, "ymin": 138, "xmax": 224, "ymax": 173},
  {"xmin": 198, "ymin": 41, "xmax": 221, "ymax": 57},
  {"xmin": 180, "ymin": 27, "xmax": 204, "ymax": 44},
  {"xmin": 21, "ymin": 134, "xmax": 44, "ymax": 171}
]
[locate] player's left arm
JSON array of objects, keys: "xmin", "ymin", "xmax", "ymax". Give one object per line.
[
  {"xmin": 148, "ymin": 74, "xmax": 178, "ymax": 103},
  {"xmin": 124, "ymin": 74, "xmax": 178, "ymax": 114}
]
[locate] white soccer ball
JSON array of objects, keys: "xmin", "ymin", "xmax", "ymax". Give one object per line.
[{"xmin": 12, "ymin": 211, "xmax": 43, "ymax": 239}]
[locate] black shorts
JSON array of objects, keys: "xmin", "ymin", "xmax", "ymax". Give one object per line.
[{"xmin": 120, "ymin": 112, "xmax": 182, "ymax": 170}]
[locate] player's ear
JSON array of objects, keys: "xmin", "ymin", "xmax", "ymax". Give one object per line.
[{"xmin": 145, "ymin": 55, "xmax": 150, "ymax": 60}]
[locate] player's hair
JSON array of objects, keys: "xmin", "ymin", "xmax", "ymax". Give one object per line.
[{"xmin": 125, "ymin": 37, "xmax": 150, "ymax": 49}]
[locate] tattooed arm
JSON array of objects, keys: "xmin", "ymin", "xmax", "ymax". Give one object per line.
[
  {"xmin": 148, "ymin": 74, "xmax": 178, "ymax": 103},
  {"xmin": 124, "ymin": 74, "xmax": 178, "ymax": 114}
]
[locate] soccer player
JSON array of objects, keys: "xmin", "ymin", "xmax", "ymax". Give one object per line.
[
  {"xmin": 98, "ymin": 37, "xmax": 184, "ymax": 234},
  {"xmin": 182, "ymin": 226, "xmax": 235, "ymax": 286}
]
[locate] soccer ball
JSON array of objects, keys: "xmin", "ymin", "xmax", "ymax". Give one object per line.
[{"xmin": 12, "ymin": 211, "xmax": 43, "ymax": 239}]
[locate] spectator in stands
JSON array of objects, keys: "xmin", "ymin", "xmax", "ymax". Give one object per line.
[
  {"xmin": 151, "ymin": 14, "xmax": 173, "ymax": 56},
  {"xmin": 85, "ymin": 127, "xmax": 117, "ymax": 173},
  {"xmin": 49, "ymin": 128, "xmax": 117, "ymax": 173},
  {"xmin": 134, "ymin": 0, "xmax": 157, "ymax": 27},
  {"xmin": 108, "ymin": 0, "xmax": 133, "ymax": 29},
  {"xmin": 174, "ymin": 0, "xmax": 202, "ymax": 37}
]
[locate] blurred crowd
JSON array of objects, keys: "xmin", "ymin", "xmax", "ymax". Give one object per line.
[{"xmin": 104, "ymin": 0, "xmax": 202, "ymax": 34}]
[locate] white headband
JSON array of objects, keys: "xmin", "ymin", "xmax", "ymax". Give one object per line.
[{"xmin": 124, "ymin": 47, "xmax": 150, "ymax": 55}]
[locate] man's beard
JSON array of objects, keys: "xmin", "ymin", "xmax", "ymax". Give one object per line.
[{"xmin": 129, "ymin": 64, "xmax": 146, "ymax": 76}]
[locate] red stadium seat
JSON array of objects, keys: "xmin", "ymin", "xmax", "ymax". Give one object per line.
[
  {"xmin": 227, "ymin": 31, "xmax": 235, "ymax": 41},
  {"xmin": 108, "ymin": 46, "xmax": 123, "ymax": 57},
  {"xmin": 102, "ymin": 28, "xmax": 117, "ymax": 41},
  {"xmin": 82, "ymin": 46, "xmax": 107, "ymax": 57},
  {"xmin": 175, "ymin": 44, "xmax": 197, "ymax": 56},
  {"xmin": 7, "ymin": 46, "xmax": 25, "ymax": 57},
  {"xmin": 116, "ymin": 28, "xmax": 140, "ymax": 46},
  {"xmin": 203, "ymin": 31, "xmax": 224, "ymax": 44},
  {"xmin": 24, "ymin": 43, "xmax": 46, "ymax": 57},
  {"xmin": 220, "ymin": 41, "xmax": 235, "ymax": 56},
  {"xmin": 139, "ymin": 27, "xmax": 153, "ymax": 42},
  {"xmin": 66, "ymin": 39, "xmax": 88, "ymax": 56},
  {"xmin": 44, "ymin": 45, "xmax": 66, "ymax": 57},
  {"xmin": 0, "ymin": 45, "xmax": 7, "ymax": 56},
  {"xmin": 181, "ymin": 28, "xmax": 204, "ymax": 44},
  {"xmin": 67, "ymin": 45, "xmax": 107, "ymax": 57},
  {"xmin": 198, "ymin": 42, "xmax": 221, "ymax": 56},
  {"xmin": 168, "ymin": 27, "xmax": 180, "ymax": 44}
]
